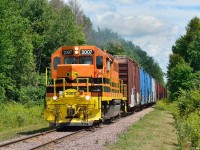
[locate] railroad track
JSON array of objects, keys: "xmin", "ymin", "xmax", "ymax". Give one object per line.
[
  {"xmin": 31, "ymin": 129, "xmax": 86, "ymax": 150},
  {"xmin": 0, "ymin": 128, "xmax": 86, "ymax": 150}
]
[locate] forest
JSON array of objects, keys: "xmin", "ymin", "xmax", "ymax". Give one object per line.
[{"xmin": 0, "ymin": 0, "xmax": 164, "ymax": 104}]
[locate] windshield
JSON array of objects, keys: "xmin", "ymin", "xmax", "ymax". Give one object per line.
[
  {"xmin": 64, "ymin": 56, "xmax": 93, "ymax": 64},
  {"xmin": 80, "ymin": 56, "xmax": 93, "ymax": 64},
  {"xmin": 64, "ymin": 57, "xmax": 78, "ymax": 64}
]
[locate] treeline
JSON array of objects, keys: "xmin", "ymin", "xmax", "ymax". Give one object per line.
[
  {"xmin": 167, "ymin": 17, "xmax": 200, "ymax": 148},
  {"xmin": 0, "ymin": 0, "xmax": 164, "ymax": 104},
  {"xmin": 87, "ymin": 28, "xmax": 164, "ymax": 84}
]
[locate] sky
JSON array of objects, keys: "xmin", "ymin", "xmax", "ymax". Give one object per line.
[{"xmin": 66, "ymin": 0, "xmax": 200, "ymax": 77}]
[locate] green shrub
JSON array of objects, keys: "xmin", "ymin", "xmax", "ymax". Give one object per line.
[
  {"xmin": 176, "ymin": 111, "xmax": 200, "ymax": 149},
  {"xmin": 18, "ymin": 74, "xmax": 46, "ymax": 105},
  {"xmin": 174, "ymin": 89, "xmax": 200, "ymax": 149},
  {"xmin": 158, "ymin": 91, "xmax": 200, "ymax": 149},
  {"xmin": 18, "ymin": 86, "xmax": 45, "ymax": 105},
  {"xmin": 156, "ymin": 98, "xmax": 177, "ymax": 112},
  {"xmin": 176, "ymin": 90, "xmax": 200, "ymax": 117}
]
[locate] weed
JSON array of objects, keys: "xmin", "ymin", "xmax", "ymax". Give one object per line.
[
  {"xmin": 104, "ymin": 139, "xmax": 110, "ymax": 146},
  {"xmin": 95, "ymin": 139, "xmax": 99, "ymax": 144}
]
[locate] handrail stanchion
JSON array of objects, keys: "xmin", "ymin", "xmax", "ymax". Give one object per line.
[
  {"xmin": 54, "ymin": 78, "xmax": 56, "ymax": 96},
  {"xmin": 63, "ymin": 78, "xmax": 65, "ymax": 92}
]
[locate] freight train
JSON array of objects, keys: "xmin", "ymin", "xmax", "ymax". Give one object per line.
[{"xmin": 44, "ymin": 45, "xmax": 167, "ymax": 126}]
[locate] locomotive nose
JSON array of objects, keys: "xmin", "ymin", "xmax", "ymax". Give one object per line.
[{"xmin": 56, "ymin": 64, "xmax": 94, "ymax": 79}]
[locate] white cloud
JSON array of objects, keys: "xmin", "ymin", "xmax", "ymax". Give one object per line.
[
  {"xmin": 65, "ymin": 0, "xmax": 200, "ymax": 74},
  {"xmin": 95, "ymin": 12, "xmax": 166, "ymax": 37}
]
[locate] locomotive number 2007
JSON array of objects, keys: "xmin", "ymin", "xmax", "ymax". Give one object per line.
[
  {"xmin": 80, "ymin": 49, "xmax": 94, "ymax": 55},
  {"xmin": 62, "ymin": 50, "xmax": 73, "ymax": 55}
]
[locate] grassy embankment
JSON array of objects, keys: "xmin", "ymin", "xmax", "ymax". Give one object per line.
[
  {"xmin": 107, "ymin": 100, "xmax": 178, "ymax": 150},
  {"xmin": 0, "ymin": 102, "xmax": 49, "ymax": 142}
]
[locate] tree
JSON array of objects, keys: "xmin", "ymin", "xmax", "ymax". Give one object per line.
[
  {"xmin": 0, "ymin": 0, "xmax": 36, "ymax": 102},
  {"xmin": 168, "ymin": 61, "xmax": 193, "ymax": 100},
  {"xmin": 172, "ymin": 17, "xmax": 200, "ymax": 65},
  {"xmin": 188, "ymin": 32, "xmax": 200, "ymax": 72},
  {"xmin": 167, "ymin": 17, "xmax": 200, "ymax": 100},
  {"xmin": 68, "ymin": 0, "xmax": 93, "ymax": 38},
  {"xmin": 20, "ymin": 0, "xmax": 86, "ymax": 73}
]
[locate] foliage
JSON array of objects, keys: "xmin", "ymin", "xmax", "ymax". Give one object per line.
[
  {"xmin": 0, "ymin": 0, "xmax": 86, "ymax": 103},
  {"xmin": 0, "ymin": 102, "xmax": 47, "ymax": 131},
  {"xmin": 156, "ymin": 99, "xmax": 200, "ymax": 149},
  {"xmin": 176, "ymin": 90, "xmax": 200, "ymax": 118},
  {"xmin": 21, "ymin": 0, "xmax": 86, "ymax": 73},
  {"xmin": 166, "ymin": 17, "xmax": 200, "ymax": 149},
  {"xmin": 175, "ymin": 89, "xmax": 200, "ymax": 149},
  {"xmin": 0, "ymin": 0, "xmax": 35, "ymax": 102},
  {"xmin": 172, "ymin": 17, "xmax": 200, "ymax": 64},
  {"xmin": 188, "ymin": 32, "xmax": 200, "ymax": 72},
  {"xmin": 167, "ymin": 17, "xmax": 200, "ymax": 100},
  {"xmin": 156, "ymin": 98, "xmax": 176, "ymax": 112},
  {"xmin": 18, "ymin": 74, "xmax": 46, "ymax": 105},
  {"xmin": 167, "ymin": 62, "xmax": 193, "ymax": 100}
]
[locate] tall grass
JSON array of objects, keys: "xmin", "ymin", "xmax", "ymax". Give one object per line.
[
  {"xmin": 0, "ymin": 101, "xmax": 47, "ymax": 132},
  {"xmin": 156, "ymin": 97, "xmax": 200, "ymax": 149}
]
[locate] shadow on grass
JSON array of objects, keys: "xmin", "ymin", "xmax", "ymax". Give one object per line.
[{"xmin": 18, "ymin": 126, "xmax": 56, "ymax": 135}]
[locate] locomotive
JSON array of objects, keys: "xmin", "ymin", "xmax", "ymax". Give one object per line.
[{"xmin": 44, "ymin": 45, "xmax": 166, "ymax": 126}]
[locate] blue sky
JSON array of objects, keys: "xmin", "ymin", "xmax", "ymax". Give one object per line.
[{"xmin": 66, "ymin": 0, "xmax": 200, "ymax": 77}]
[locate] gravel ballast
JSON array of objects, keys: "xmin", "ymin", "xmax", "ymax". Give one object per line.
[
  {"xmin": 0, "ymin": 107, "xmax": 154, "ymax": 150},
  {"xmin": 54, "ymin": 107, "xmax": 154, "ymax": 150}
]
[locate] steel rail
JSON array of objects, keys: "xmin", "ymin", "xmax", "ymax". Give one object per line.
[
  {"xmin": 30, "ymin": 129, "xmax": 86, "ymax": 150},
  {"xmin": 0, "ymin": 129, "xmax": 57, "ymax": 148}
]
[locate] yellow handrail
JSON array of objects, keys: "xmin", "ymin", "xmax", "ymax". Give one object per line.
[
  {"xmin": 76, "ymin": 78, "xmax": 90, "ymax": 95},
  {"xmin": 53, "ymin": 78, "xmax": 66, "ymax": 96},
  {"xmin": 53, "ymin": 78, "xmax": 56, "ymax": 96},
  {"xmin": 45, "ymin": 67, "xmax": 50, "ymax": 86},
  {"xmin": 102, "ymin": 76, "xmax": 104, "ymax": 97}
]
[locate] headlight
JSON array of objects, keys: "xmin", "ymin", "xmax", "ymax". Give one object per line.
[
  {"xmin": 85, "ymin": 95, "xmax": 91, "ymax": 100},
  {"xmin": 59, "ymin": 91, "xmax": 63, "ymax": 96},
  {"xmin": 53, "ymin": 96, "xmax": 58, "ymax": 100},
  {"xmin": 75, "ymin": 51, "xmax": 79, "ymax": 54}
]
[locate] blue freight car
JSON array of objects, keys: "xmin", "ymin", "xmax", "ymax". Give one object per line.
[
  {"xmin": 140, "ymin": 68, "xmax": 154, "ymax": 105},
  {"xmin": 140, "ymin": 68, "xmax": 145, "ymax": 105}
]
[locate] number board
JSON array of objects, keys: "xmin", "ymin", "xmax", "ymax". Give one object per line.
[
  {"xmin": 80, "ymin": 49, "xmax": 94, "ymax": 55},
  {"xmin": 62, "ymin": 50, "xmax": 73, "ymax": 55}
]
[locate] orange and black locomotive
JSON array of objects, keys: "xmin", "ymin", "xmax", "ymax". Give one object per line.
[{"xmin": 44, "ymin": 46, "xmax": 127, "ymax": 126}]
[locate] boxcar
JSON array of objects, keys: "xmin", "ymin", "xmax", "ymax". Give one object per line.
[
  {"xmin": 152, "ymin": 78, "xmax": 156, "ymax": 103},
  {"xmin": 115, "ymin": 56, "xmax": 140, "ymax": 111},
  {"xmin": 156, "ymin": 82, "xmax": 166, "ymax": 99}
]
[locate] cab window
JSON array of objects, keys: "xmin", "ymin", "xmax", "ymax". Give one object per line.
[
  {"xmin": 64, "ymin": 57, "xmax": 78, "ymax": 64},
  {"xmin": 80, "ymin": 56, "xmax": 93, "ymax": 64},
  {"xmin": 54, "ymin": 57, "xmax": 60, "ymax": 70},
  {"xmin": 96, "ymin": 56, "xmax": 103, "ymax": 69}
]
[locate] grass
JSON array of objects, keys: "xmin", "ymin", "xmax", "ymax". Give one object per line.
[
  {"xmin": 0, "ymin": 101, "xmax": 49, "ymax": 142},
  {"xmin": 0, "ymin": 100, "xmax": 179, "ymax": 149},
  {"xmin": 0, "ymin": 124, "xmax": 51, "ymax": 142},
  {"xmin": 107, "ymin": 103, "xmax": 178, "ymax": 150}
]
